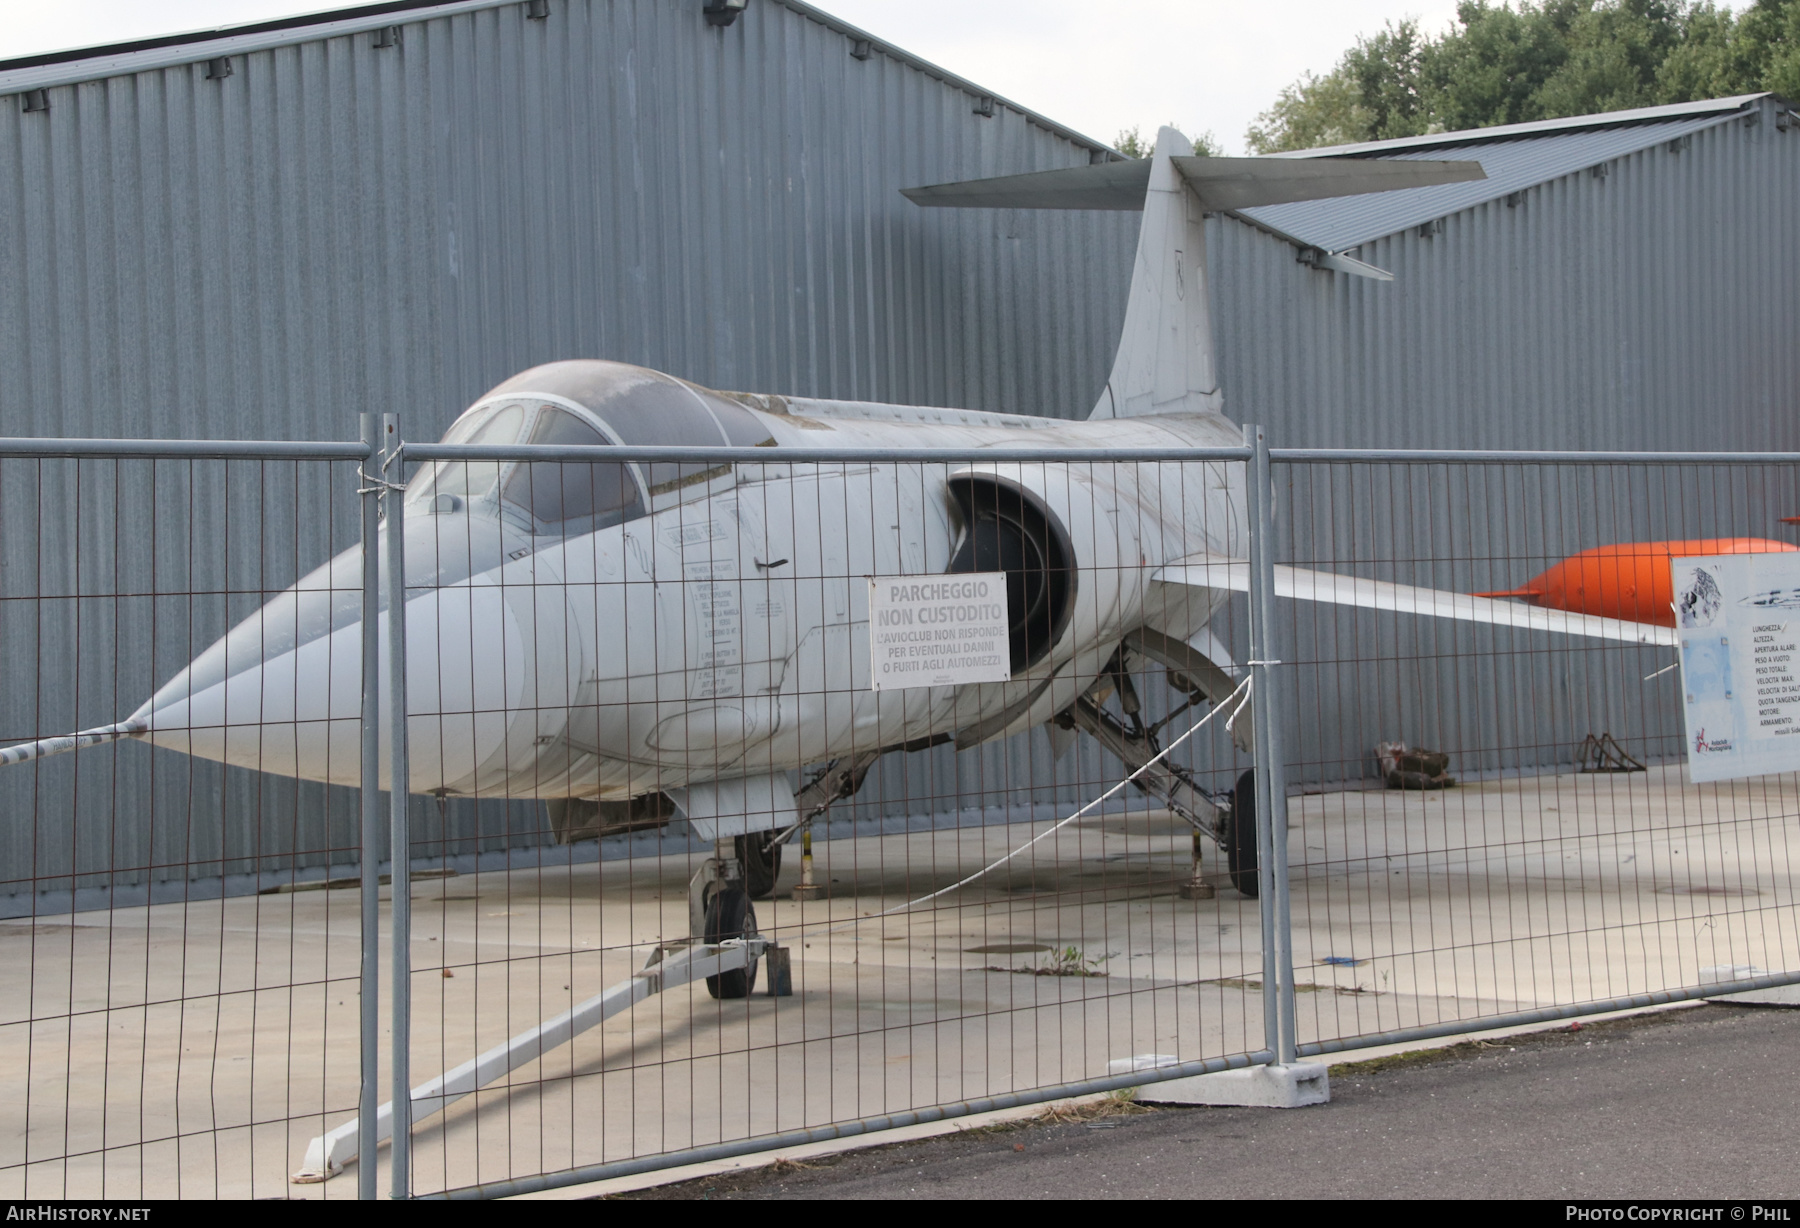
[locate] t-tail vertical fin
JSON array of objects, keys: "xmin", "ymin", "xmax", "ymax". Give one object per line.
[
  {"xmin": 1091, "ymin": 127, "xmax": 1219, "ymax": 421},
  {"xmin": 898, "ymin": 131, "xmax": 1485, "ymax": 422}
]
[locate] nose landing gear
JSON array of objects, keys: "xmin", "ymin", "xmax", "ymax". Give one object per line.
[
  {"xmin": 690, "ymin": 840, "xmax": 776, "ymax": 999},
  {"xmin": 702, "ymin": 882, "xmax": 759, "ymax": 999}
]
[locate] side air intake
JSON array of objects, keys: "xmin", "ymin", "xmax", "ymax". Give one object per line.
[{"xmin": 945, "ymin": 475, "xmax": 1076, "ymax": 673}]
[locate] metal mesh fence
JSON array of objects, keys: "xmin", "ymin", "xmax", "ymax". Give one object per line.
[
  {"xmin": 1, "ymin": 432, "xmax": 1797, "ymax": 1200},
  {"xmin": 1271, "ymin": 454, "xmax": 1800, "ymax": 1056},
  {"xmin": 0, "ymin": 446, "xmax": 371, "ymax": 1198},
  {"xmin": 384, "ymin": 441, "xmax": 1271, "ymax": 1198}
]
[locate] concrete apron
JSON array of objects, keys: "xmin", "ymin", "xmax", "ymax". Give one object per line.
[{"xmin": 0, "ymin": 763, "xmax": 1791, "ymax": 1199}]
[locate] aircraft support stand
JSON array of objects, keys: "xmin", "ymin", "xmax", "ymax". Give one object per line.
[
  {"xmin": 783, "ymin": 750, "xmax": 880, "ymax": 900},
  {"xmin": 291, "ymin": 936, "xmax": 787, "ymax": 1183},
  {"xmin": 791, "ymin": 828, "xmax": 825, "ymax": 900},
  {"xmin": 1180, "ymin": 830, "xmax": 1214, "ymax": 900}
]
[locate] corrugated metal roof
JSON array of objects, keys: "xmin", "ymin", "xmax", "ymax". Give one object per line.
[
  {"xmin": 1242, "ymin": 95, "xmax": 1767, "ymax": 253},
  {"xmin": 1273, "ymin": 92, "xmax": 1770, "ymax": 158},
  {"xmin": 0, "ymin": 0, "xmax": 1121, "ymax": 157}
]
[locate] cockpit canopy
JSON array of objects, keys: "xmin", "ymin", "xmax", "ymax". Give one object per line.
[
  {"xmin": 162, "ymin": 363, "xmax": 775, "ymax": 709},
  {"xmin": 405, "ymin": 360, "xmax": 774, "ymax": 535}
]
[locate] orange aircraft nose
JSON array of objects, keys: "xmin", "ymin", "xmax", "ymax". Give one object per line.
[{"xmin": 1473, "ymin": 538, "xmax": 1797, "ymax": 626}]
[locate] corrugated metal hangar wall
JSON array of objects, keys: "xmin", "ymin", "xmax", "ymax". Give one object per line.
[
  {"xmin": 0, "ymin": 0, "xmax": 1139, "ymax": 903},
  {"xmin": 1217, "ymin": 97, "xmax": 1800, "ymax": 452},
  {"xmin": 0, "ymin": 0, "xmax": 1133, "ymax": 436},
  {"xmin": 2, "ymin": 0, "xmax": 1797, "ymax": 904},
  {"xmin": 1204, "ymin": 96, "xmax": 1800, "ymax": 795}
]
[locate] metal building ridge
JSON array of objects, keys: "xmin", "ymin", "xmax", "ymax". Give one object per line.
[
  {"xmin": 1243, "ymin": 93, "xmax": 1790, "ymax": 254},
  {"xmin": 0, "ymin": 0, "xmax": 1120, "ymax": 159}
]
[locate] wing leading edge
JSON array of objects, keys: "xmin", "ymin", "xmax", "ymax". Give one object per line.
[{"xmin": 1153, "ymin": 552, "xmax": 1678, "ymax": 648}]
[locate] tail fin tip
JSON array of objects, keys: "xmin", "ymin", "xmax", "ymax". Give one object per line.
[{"xmin": 1090, "ymin": 126, "xmax": 1221, "ymax": 422}]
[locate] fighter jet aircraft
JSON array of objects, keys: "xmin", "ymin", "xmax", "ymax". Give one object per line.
[{"xmin": 2, "ymin": 131, "xmax": 1676, "ymax": 993}]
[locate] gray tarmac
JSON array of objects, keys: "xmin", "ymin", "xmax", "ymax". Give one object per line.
[{"xmin": 609, "ymin": 1003, "xmax": 1800, "ymax": 1200}]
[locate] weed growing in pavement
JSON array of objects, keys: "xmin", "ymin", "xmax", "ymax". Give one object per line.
[
  {"xmin": 985, "ymin": 946, "xmax": 1109, "ymax": 977},
  {"xmin": 1032, "ymin": 1091, "xmax": 1155, "ymax": 1124}
]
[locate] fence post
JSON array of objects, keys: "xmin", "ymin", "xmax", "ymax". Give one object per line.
[
  {"xmin": 382, "ymin": 415, "xmax": 413, "ymax": 1199},
  {"xmin": 1243, "ymin": 425, "xmax": 1298, "ymax": 1066},
  {"xmin": 357, "ymin": 413, "xmax": 382, "ymax": 1201}
]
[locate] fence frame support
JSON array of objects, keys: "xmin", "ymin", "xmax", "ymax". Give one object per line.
[
  {"xmin": 357, "ymin": 414, "xmax": 383, "ymax": 1201},
  {"xmin": 382, "ymin": 415, "xmax": 413, "ymax": 1200},
  {"xmin": 1243, "ymin": 424, "xmax": 1299, "ymax": 1066}
]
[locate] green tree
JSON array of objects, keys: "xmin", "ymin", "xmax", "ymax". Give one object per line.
[
  {"xmin": 1729, "ymin": 0, "xmax": 1800, "ymax": 98},
  {"xmin": 1245, "ymin": 0, "xmax": 1799, "ymax": 154},
  {"xmin": 1531, "ymin": 0, "xmax": 1723, "ymax": 115},
  {"xmin": 1243, "ymin": 71, "xmax": 1371, "ymax": 152},
  {"xmin": 1420, "ymin": 0, "xmax": 1584, "ymax": 131},
  {"xmin": 1343, "ymin": 19, "xmax": 1433, "ymax": 139},
  {"xmin": 1114, "ymin": 125, "xmax": 1224, "ymax": 158}
]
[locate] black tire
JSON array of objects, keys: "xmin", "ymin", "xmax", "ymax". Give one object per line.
[
  {"xmin": 736, "ymin": 832, "xmax": 783, "ymax": 901},
  {"xmin": 704, "ymin": 887, "xmax": 760, "ymax": 999},
  {"xmin": 1229, "ymin": 768, "xmax": 1260, "ymax": 898}
]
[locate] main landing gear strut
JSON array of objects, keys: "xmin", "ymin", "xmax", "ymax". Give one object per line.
[{"xmin": 1058, "ymin": 644, "xmax": 1260, "ymax": 898}]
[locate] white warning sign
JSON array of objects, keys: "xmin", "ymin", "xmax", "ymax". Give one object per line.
[
  {"xmin": 868, "ymin": 574, "xmax": 1011, "ymax": 691},
  {"xmin": 1675, "ymin": 551, "xmax": 1800, "ymax": 783}
]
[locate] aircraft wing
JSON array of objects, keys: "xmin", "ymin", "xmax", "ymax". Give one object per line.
[{"xmin": 1153, "ymin": 552, "xmax": 1677, "ymax": 648}]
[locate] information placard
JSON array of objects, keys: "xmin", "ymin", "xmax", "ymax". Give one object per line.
[
  {"xmin": 1674, "ymin": 552, "xmax": 1800, "ymax": 782},
  {"xmin": 868, "ymin": 574, "xmax": 1011, "ymax": 691}
]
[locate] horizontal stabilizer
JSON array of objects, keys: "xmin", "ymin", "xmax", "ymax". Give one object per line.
[
  {"xmin": 903, "ymin": 160, "xmax": 1152, "ymax": 211},
  {"xmin": 1173, "ymin": 156, "xmax": 1485, "ymax": 211},
  {"xmin": 903, "ymin": 155, "xmax": 1485, "ymax": 213},
  {"xmin": 1152, "ymin": 553, "xmax": 1677, "ymax": 647}
]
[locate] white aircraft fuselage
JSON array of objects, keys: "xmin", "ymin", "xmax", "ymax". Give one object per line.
[
  {"xmin": 16, "ymin": 127, "xmax": 1578, "ymax": 845},
  {"xmin": 128, "ymin": 361, "xmax": 1248, "ymax": 813}
]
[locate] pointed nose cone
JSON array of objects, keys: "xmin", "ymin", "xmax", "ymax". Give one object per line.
[
  {"xmin": 131, "ymin": 525, "xmax": 539, "ymax": 794},
  {"xmin": 130, "ymin": 605, "xmax": 366, "ymax": 785},
  {"xmin": 129, "ymin": 544, "xmax": 368, "ymax": 784}
]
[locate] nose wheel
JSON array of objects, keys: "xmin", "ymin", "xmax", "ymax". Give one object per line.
[
  {"xmin": 702, "ymin": 887, "xmax": 760, "ymax": 999},
  {"xmin": 692, "ymin": 840, "xmax": 766, "ymax": 998}
]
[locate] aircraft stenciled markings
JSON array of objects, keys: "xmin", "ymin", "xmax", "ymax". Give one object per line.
[{"xmin": 6, "ymin": 128, "xmax": 1700, "ymax": 1179}]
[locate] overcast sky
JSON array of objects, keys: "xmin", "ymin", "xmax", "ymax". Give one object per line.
[{"xmin": 0, "ymin": 0, "xmax": 1465, "ymax": 154}]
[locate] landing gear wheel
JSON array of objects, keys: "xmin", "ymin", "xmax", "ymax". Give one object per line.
[
  {"xmin": 703, "ymin": 887, "xmax": 760, "ymax": 999},
  {"xmin": 1229, "ymin": 769, "xmax": 1260, "ymax": 898},
  {"xmin": 736, "ymin": 833, "xmax": 783, "ymax": 901}
]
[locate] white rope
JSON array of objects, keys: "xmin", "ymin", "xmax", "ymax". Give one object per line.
[{"xmin": 790, "ymin": 676, "xmax": 1252, "ymax": 938}]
